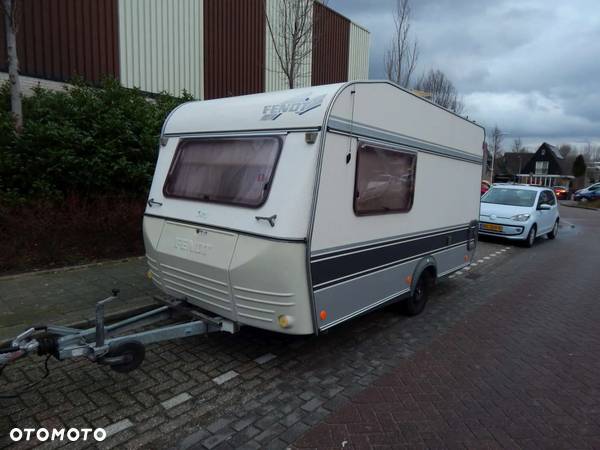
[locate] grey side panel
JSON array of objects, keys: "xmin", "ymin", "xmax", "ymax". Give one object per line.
[
  {"xmin": 315, "ymin": 242, "xmax": 472, "ymax": 331},
  {"xmin": 435, "ymin": 243, "xmax": 471, "ymax": 277},
  {"xmin": 315, "ymin": 259, "xmax": 418, "ymax": 330}
]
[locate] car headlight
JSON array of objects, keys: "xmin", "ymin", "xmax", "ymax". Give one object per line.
[{"xmin": 511, "ymin": 213, "xmax": 531, "ymax": 222}]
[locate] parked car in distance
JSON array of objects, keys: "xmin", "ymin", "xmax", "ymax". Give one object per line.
[
  {"xmin": 574, "ymin": 188, "xmax": 600, "ymax": 201},
  {"xmin": 574, "ymin": 183, "xmax": 600, "ymax": 201},
  {"xmin": 481, "ymin": 180, "xmax": 491, "ymax": 196},
  {"xmin": 552, "ymin": 185, "xmax": 569, "ymax": 200},
  {"xmin": 479, "ymin": 184, "xmax": 560, "ymax": 247}
]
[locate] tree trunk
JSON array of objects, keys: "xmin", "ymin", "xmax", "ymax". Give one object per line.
[{"xmin": 3, "ymin": 0, "xmax": 23, "ymax": 132}]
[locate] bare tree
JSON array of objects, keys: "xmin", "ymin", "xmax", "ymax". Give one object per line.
[
  {"xmin": 558, "ymin": 144, "xmax": 572, "ymax": 158},
  {"xmin": 582, "ymin": 141, "xmax": 593, "ymax": 161},
  {"xmin": 488, "ymin": 126, "xmax": 504, "ymax": 155},
  {"xmin": 414, "ymin": 69, "xmax": 464, "ymax": 114},
  {"xmin": 593, "ymin": 145, "xmax": 600, "ymax": 162},
  {"xmin": 511, "ymin": 137, "xmax": 524, "ymax": 153},
  {"xmin": 384, "ymin": 0, "xmax": 419, "ymax": 88},
  {"xmin": 2, "ymin": 0, "xmax": 22, "ymax": 131},
  {"xmin": 487, "ymin": 125, "xmax": 504, "ymax": 181},
  {"xmin": 264, "ymin": 0, "xmax": 324, "ymax": 89}
]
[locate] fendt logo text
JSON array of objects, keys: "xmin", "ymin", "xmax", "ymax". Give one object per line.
[{"xmin": 261, "ymin": 93, "xmax": 326, "ymax": 120}]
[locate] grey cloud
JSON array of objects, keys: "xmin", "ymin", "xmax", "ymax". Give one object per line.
[{"xmin": 327, "ymin": 0, "xmax": 600, "ymax": 145}]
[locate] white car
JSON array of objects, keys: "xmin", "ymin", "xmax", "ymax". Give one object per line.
[{"xmin": 479, "ymin": 184, "xmax": 560, "ymax": 247}]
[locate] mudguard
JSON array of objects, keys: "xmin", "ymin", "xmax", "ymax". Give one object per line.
[{"xmin": 410, "ymin": 256, "xmax": 437, "ymax": 296}]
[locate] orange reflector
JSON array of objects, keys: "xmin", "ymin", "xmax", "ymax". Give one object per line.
[
  {"xmin": 464, "ymin": 255, "xmax": 469, "ymax": 262},
  {"xmin": 405, "ymin": 275, "xmax": 412, "ymax": 285},
  {"xmin": 320, "ymin": 310, "xmax": 327, "ymax": 320}
]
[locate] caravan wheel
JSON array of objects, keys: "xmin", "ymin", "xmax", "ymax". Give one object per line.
[
  {"xmin": 402, "ymin": 272, "xmax": 433, "ymax": 316},
  {"xmin": 104, "ymin": 341, "xmax": 146, "ymax": 373}
]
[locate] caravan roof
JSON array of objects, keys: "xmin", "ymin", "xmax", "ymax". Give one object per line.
[
  {"xmin": 161, "ymin": 81, "xmax": 484, "ymax": 139},
  {"xmin": 161, "ymin": 83, "xmax": 345, "ymax": 137}
]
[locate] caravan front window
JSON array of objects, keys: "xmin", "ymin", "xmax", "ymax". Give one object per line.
[
  {"xmin": 354, "ymin": 143, "xmax": 416, "ymax": 215},
  {"xmin": 163, "ymin": 136, "xmax": 283, "ymax": 207}
]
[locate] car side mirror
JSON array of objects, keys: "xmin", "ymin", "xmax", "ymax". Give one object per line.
[{"xmin": 539, "ymin": 204, "xmax": 552, "ymax": 210}]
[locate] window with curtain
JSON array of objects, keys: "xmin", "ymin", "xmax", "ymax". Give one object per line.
[
  {"xmin": 163, "ymin": 136, "xmax": 283, "ymax": 207},
  {"xmin": 354, "ymin": 142, "xmax": 417, "ymax": 215}
]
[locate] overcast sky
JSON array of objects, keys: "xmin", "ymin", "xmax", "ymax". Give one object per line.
[{"xmin": 329, "ymin": 0, "xmax": 600, "ymax": 151}]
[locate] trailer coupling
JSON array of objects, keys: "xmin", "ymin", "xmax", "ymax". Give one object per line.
[{"xmin": 0, "ymin": 292, "xmax": 237, "ymax": 375}]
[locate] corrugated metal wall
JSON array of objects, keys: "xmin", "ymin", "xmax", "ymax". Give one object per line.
[
  {"xmin": 347, "ymin": 22, "xmax": 370, "ymax": 81},
  {"xmin": 0, "ymin": 0, "xmax": 119, "ymax": 83},
  {"xmin": 203, "ymin": 0, "xmax": 265, "ymax": 100},
  {"xmin": 118, "ymin": 0, "xmax": 203, "ymax": 99},
  {"xmin": 1, "ymin": 1, "xmax": 368, "ymax": 98},
  {"xmin": 264, "ymin": 0, "xmax": 312, "ymax": 92},
  {"xmin": 311, "ymin": 2, "xmax": 350, "ymax": 86}
]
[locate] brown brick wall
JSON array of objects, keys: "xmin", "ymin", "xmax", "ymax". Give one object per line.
[
  {"xmin": 0, "ymin": 0, "xmax": 119, "ymax": 83},
  {"xmin": 311, "ymin": 2, "xmax": 350, "ymax": 86},
  {"xmin": 203, "ymin": 0, "xmax": 265, "ymax": 100}
]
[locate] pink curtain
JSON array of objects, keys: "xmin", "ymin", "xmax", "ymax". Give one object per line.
[
  {"xmin": 355, "ymin": 145, "xmax": 415, "ymax": 214},
  {"xmin": 165, "ymin": 137, "xmax": 282, "ymax": 207}
]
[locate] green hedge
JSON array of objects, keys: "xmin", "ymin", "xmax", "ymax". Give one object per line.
[{"xmin": 0, "ymin": 79, "xmax": 193, "ymax": 202}]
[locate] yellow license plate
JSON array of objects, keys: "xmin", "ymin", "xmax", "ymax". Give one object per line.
[{"xmin": 483, "ymin": 223, "xmax": 503, "ymax": 232}]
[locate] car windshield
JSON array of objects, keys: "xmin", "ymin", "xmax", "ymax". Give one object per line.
[{"xmin": 481, "ymin": 188, "xmax": 537, "ymax": 207}]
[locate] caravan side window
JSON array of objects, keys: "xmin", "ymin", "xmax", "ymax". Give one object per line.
[
  {"xmin": 163, "ymin": 136, "xmax": 283, "ymax": 208},
  {"xmin": 354, "ymin": 142, "xmax": 416, "ymax": 216}
]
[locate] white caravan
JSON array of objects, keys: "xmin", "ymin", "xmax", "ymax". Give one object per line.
[{"xmin": 143, "ymin": 81, "xmax": 485, "ymax": 336}]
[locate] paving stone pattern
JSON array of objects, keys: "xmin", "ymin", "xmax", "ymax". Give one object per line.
[
  {"xmin": 0, "ymin": 240, "xmax": 517, "ymax": 449},
  {"xmin": 0, "ymin": 258, "xmax": 157, "ymax": 342},
  {"xmin": 295, "ymin": 210, "xmax": 600, "ymax": 449}
]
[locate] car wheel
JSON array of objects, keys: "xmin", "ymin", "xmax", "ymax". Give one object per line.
[
  {"xmin": 548, "ymin": 220, "xmax": 559, "ymax": 239},
  {"xmin": 525, "ymin": 225, "xmax": 537, "ymax": 248},
  {"xmin": 402, "ymin": 271, "xmax": 434, "ymax": 316}
]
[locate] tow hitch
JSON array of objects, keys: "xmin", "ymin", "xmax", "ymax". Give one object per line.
[{"xmin": 0, "ymin": 291, "xmax": 237, "ymax": 380}]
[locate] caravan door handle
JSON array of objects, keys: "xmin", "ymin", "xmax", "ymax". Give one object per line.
[
  {"xmin": 255, "ymin": 214, "xmax": 277, "ymax": 227},
  {"xmin": 147, "ymin": 198, "xmax": 163, "ymax": 207}
]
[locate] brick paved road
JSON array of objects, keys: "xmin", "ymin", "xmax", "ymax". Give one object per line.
[
  {"xmin": 295, "ymin": 206, "xmax": 600, "ymax": 449},
  {"xmin": 0, "ymin": 258, "xmax": 158, "ymax": 342},
  {"xmin": 0, "ymin": 207, "xmax": 596, "ymax": 449}
]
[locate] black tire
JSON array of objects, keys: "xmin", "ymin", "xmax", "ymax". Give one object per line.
[
  {"xmin": 524, "ymin": 225, "xmax": 537, "ymax": 248},
  {"xmin": 547, "ymin": 220, "xmax": 559, "ymax": 240},
  {"xmin": 105, "ymin": 341, "xmax": 145, "ymax": 373},
  {"xmin": 402, "ymin": 272, "xmax": 433, "ymax": 316}
]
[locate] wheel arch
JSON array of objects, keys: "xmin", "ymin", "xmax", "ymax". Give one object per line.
[
  {"xmin": 411, "ymin": 256, "xmax": 437, "ymax": 296},
  {"xmin": 530, "ymin": 222, "xmax": 538, "ymax": 235}
]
